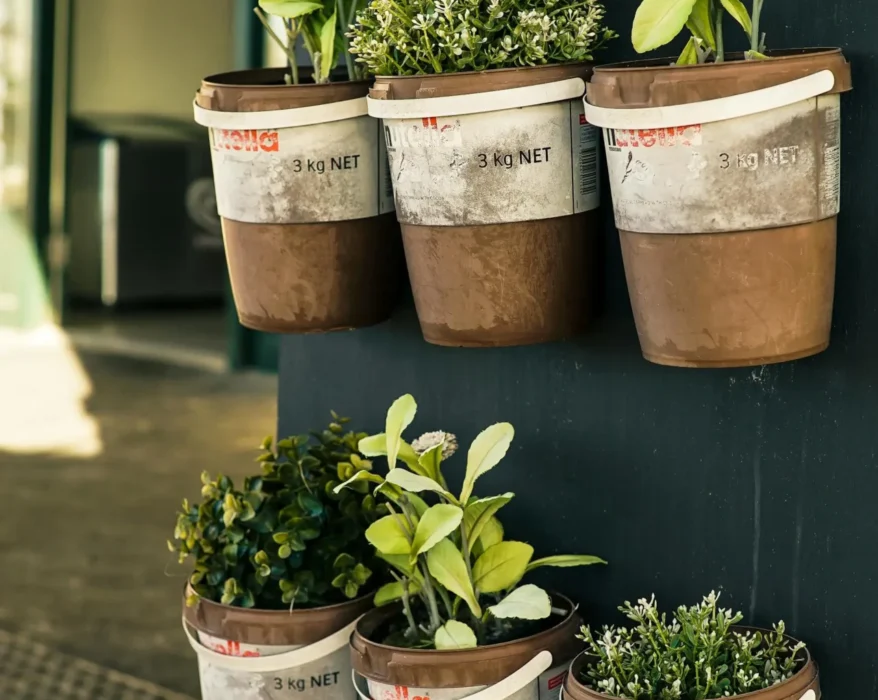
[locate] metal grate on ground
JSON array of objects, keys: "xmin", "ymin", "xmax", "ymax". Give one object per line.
[{"xmin": 0, "ymin": 628, "xmax": 196, "ymax": 700}]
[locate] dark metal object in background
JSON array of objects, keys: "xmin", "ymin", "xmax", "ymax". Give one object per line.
[{"xmin": 277, "ymin": 0, "xmax": 874, "ymax": 696}]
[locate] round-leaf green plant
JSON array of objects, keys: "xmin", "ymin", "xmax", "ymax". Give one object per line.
[
  {"xmin": 335, "ymin": 394, "xmax": 607, "ymax": 649},
  {"xmin": 171, "ymin": 413, "xmax": 386, "ymax": 609},
  {"xmin": 347, "ymin": 0, "xmax": 616, "ymax": 76}
]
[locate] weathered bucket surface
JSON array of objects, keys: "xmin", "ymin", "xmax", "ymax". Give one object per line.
[
  {"xmin": 562, "ymin": 628, "xmax": 819, "ymax": 700},
  {"xmin": 351, "ymin": 594, "xmax": 581, "ymax": 700},
  {"xmin": 182, "ymin": 590, "xmax": 371, "ymax": 700},
  {"xmin": 194, "ymin": 68, "xmax": 400, "ymax": 334},
  {"xmin": 369, "ymin": 65, "xmax": 601, "ymax": 347},
  {"xmin": 584, "ymin": 49, "xmax": 851, "ymax": 368}
]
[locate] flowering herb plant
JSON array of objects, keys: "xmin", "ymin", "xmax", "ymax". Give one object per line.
[
  {"xmin": 578, "ymin": 592, "xmax": 807, "ymax": 700},
  {"xmin": 347, "ymin": 0, "xmax": 615, "ymax": 76},
  {"xmin": 335, "ymin": 394, "xmax": 605, "ymax": 649},
  {"xmin": 632, "ymin": 0, "xmax": 768, "ymax": 65}
]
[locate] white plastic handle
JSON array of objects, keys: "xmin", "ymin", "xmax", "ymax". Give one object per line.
[
  {"xmin": 582, "ymin": 69, "xmax": 836, "ymax": 129},
  {"xmin": 182, "ymin": 616, "xmax": 357, "ymax": 673},
  {"xmin": 193, "ymin": 96, "xmax": 368, "ymax": 130},
  {"xmin": 800, "ymin": 691, "xmax": 816, "ymax": 700},
  {"xmin": 367, "ymin": 78, "xmax": 585, "ymax": 120},
  {"xmin": 352, "ymin": 650, "xmax": 553, "ymax": 700}
]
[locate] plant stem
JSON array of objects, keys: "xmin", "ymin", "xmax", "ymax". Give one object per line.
[
  {"xmin": 285, "ymin": 19, "xmax": 300, "ymax": 85},
  {"xmin": 397, "ymin": 576, "xmax": 419, "ymax": 640},
  {"xmin": 714, "ymin": 4, "xmax": 725, "ymax": 62},
  {"xmin": 418, "ymin": 562, "xmax": 443, "ymax": 634},
  {"xmin": 459, "ymin": 523, "xmax": 474, "ymax": 582},
  {"xmin": 437, "ymin": 584, "xmax": 454, "ymax": 619},
  {"xmin": 253, "ymin": 8, "xmax": 299, "ymax": 82},
  {"xmin": 750, "ymin": 0, "xmax": 764, "ymax": 53},
  {"xmin": 337, "ymin": 0, "xmax": 358, "ymax": 81}
]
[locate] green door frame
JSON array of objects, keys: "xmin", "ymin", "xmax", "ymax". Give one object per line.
[{"xmin": 228, "ymin": 0, "xmax": 279, "ymax": 371}]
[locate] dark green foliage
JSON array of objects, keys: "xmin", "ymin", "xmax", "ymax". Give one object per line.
[{"xmin": 170, "ymin": 413, "xmax": 386, "ymax": 609}]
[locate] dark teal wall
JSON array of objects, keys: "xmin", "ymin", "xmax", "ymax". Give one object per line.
[{"xmin": 279, "ymin": 1, "xmax": 875, "ymax": 695}]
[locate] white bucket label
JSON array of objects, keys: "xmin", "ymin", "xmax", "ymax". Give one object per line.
[
  {"xmin": 364, "ymin": 661, "xmax": 569, "ymax": 700},
  {"xmin": 196, "ymin": 630, "xmax": 354, "ymax": 700},
  {"xmin": 602, "ymin": 94, "xmax": 841, "ymax": 234},
  {"xmin": 208, "ymin": 115, "xmax": 395, "ymax": 224},
  {"xmin": 383, "ymin": 102, "xmax": 600, "ymax": 226}
]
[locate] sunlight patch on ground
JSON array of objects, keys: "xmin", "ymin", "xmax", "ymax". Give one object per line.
[{"xmin": 0, "ymin": 324, "xmax": 102, "ymax": 458}]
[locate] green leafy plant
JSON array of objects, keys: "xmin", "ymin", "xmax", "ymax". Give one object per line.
[
  {"xmin": 335, "ymin": 394, "xmax": 606, "ymax": 649},
  {"xmin": 347, "ymin": 0, "xmax": 615, "ymax": 76},
  {"xmin": 577, "ymin": 592, "xmax": 807, "ymax": 699},
  {"xmin": 171, "ymin": 413, "xmax": 386, "ymax": 609},
  {"xmin": 255, "ymin": 0, "xmax": 367, "ymax": 84},
  {"xmin": 632, "ymin": 0, "xmax": 767, "ymax": 65}
]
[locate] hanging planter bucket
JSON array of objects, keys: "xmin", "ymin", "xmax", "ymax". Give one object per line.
[
  {"xmin": 368, "ymin": 65, "xmax": 602, "ymax": 347},
  {"xmin": 182, "ymin": 589, "xmax": 371, "ymax": 699},
  {"xmin": 194, "ymin": 68, "xmax": 400, "ymax": 333},
  {"xmin": 562, "ymin": 628, "xmax": 819, "ymax": 700},
  {"xmin": 351, "ymin": 594, "xmax": 581, "ymax": 700},
  {"xmin": 584, "ymin": 49, "xmax": 851, "ymax": 367}
]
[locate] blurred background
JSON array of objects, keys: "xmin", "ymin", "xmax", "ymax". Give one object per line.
[{"xmin": 0, "ymin": 1, "xmax": 282, "ymax": 697}]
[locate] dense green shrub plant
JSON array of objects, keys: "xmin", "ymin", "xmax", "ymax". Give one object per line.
[
  {"xmin": 335, "ymin": 394, "xmax": 606, "ymax": 649},
  {"xmin": 347, "ymin": 0, "xmax": 615, "ymax": 75},
  {"xmin": 631, "ymin": 0, "xmax": 768, "ymax": 65},
  {"xmin": 171, "ymin": 413, "xmax": 384, "ymax": 609},
  {"xmin": 578, "ymin": 592, "xmax": 807, "ymax": 699}
]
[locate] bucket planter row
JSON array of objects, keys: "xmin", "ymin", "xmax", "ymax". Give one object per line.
[
  {"xmin": 173, "ymin": 397, "xmax": 818, "ymax": 700},
  {"xmin": 583, "ymin": 0, "xmax": 852, "ymax": 367}
]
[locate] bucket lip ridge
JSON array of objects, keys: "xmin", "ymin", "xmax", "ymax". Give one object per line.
[
  {"xmin": 201, "ymin": 66, "xmax": 372, "ymax": 91},
  {"xmin": 374, "ymin": 61, "xmax": 593, "ymax": 84},
  {"xmin": 592, "ymin": 47, "xmax": 845, "ymax": 74},
  {"xmin": 565, "ymin": 626, "xmax": 816, "ymax": 700},
  {"xmin": 353, "ymin": 590, "xmax": 579, "ymax": 657}
]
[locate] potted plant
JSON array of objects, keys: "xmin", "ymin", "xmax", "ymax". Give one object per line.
[
  {"xmin": 563, "ymin": 592, "xmax": 818, "ymax": 700},
  {"xmin": 193, "ymin": 0, "xmax": 400, "ymax": 335},
  {"xmin": 582, "ymin": 0, "xmax": 852, "ymax": 368},
  {"xmin": 348, "ymin": 0, "xmax": 616, "ymax": 347},
  {"xmin": 173, "ymin": 413, "xmax": 387, "ymax": 700},
  {"xmin": 336, "ymin": 394, "xmax": 607, "ymax": 700}
]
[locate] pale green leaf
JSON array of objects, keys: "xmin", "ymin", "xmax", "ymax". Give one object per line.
[
  {"xmin": 434, "ymin": 620, "xmax": 477, "ymax": 650},
  {"xmin": 460, "ymin": 423, "xmax": 514, "ymax": 504},
  {"xmin": 418, "ymin": 443, "xmax": 443, "ymax": 482},
  {"xmin": 632, "ymin": 0, "xmax": 699, "ymax": 54},
  {"xmin": 463, "ymin": 493, "xmax": 513, "ymax": 554},
  {"xmin": 319, "ymin": 12, "xmax": 337, "ymax": 86},
  {"xmin": 385, "ymin": 469, "xmax": 455, "ymax": 501},
  {"xmin": 374, "ymin": 580, "xmax": 421, "ymax": 606},
  {"xmin": 685, "ymin": 0, "xmax": 714, "ymax": 49},
  {"xmin": 411, "ymin": 504, "xmax": 463, "ymax": 559},
  {"xmin": 472, "ymin": 541, "xmax": 533, "ymax": 593},
  {"xmin": 333, "ymin": 470, "xmax": 383, "ymax": 494},
  {"xmin": 365, "ymin": 515, "xmax": 412, "ymax": 555},
  {"xmin": 260, "ymin": 0, "xmax": 323, "ymax": 18},
  {"xmin": 385, "ymin": 395, "xmax": 417, "ymax": 470},
  {"xmin": 359, "ymin": 433, "xmax": 423, "ymax": 472},
  {"xmin": 378, "ymin": 552, "xmax": 418, "ymax": 578},
  {"xmin": 473, "ymin": 516, "xmax": 504, "ymax": 557},
  {"xmin": 720, "ymin": 0, "xmax": 752, "ymax": 35},
  {"xmin": 525, "ymin": 554, "xmax": 608, "ymax": 573},
  {"xmin": 677, "ymin": 36, "xmax": 700, "ymax": 65},
  {"xmin": 406, "ymin": 493, "xmax": 429, "ymax": 517},
  {"xmin": 426, "ymin": 539, "xmax": 481, "ymax": 617},
  {"xmin": 488, "ymin": 584, "xmax": 551, "ymax": 620}
]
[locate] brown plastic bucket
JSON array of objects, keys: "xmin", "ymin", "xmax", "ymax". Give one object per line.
[
  {"xmin": 182, "ymin": 588, "xmax": 372, "ymax": 699},
  {"xmin": 350, "ymin": 593, "xmax": 581, "ymax": 700},
  {"xmin": 563, "ymin": 627, "xmax": 819, "ymax": 700},
  {"xmin": 368, "ymin": 65, "xmax": 602, "ymax": 347},
  {"xmin": 584, "ymin": 49, "xmax": 852, "ymax": 367},
  {"xmin": 194, "ymin": 68, "xmax": 401, "ymax": 333}
]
